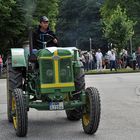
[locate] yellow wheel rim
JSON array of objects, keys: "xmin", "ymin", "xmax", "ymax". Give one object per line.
[
  {"xmin": 83, "ymin": 93, "xmax": 90, "ymax": 126},
  {"xmin": 12, "ymin": 96, "xmax": 17, "ymax": 129},
  {"xmin": 83, "ymin": 114, "xmax": 90, "ymax": 126}
]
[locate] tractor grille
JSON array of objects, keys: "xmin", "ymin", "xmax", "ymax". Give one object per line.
[
  {"xmin": 40, "ymin": 59, "xmax": 54, "ymax": 84},
  {"xmin": 40, "ymin": 57, "xmax": 73, "ymax": 85},
  {"xmin": 59, "ymin": 59, "xmax": 73, "ymax": 83}
]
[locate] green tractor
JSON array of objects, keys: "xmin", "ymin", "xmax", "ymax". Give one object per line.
[{"xmin": 7, "ymin": 34, "xmax": 101, "ymax": 137}]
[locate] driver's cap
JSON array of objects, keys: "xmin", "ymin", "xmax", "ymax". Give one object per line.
[{"xmin": 40, "ymin": 16, "xmax": 49, "ymax": 22}]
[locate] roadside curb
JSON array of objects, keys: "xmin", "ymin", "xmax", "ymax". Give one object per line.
[
  {"xmin": 0, "ymin": 77, "xmax": 6, "ymax": 79},
  {"xmin": 85, "ymin": 70, "xmax": 140, "ymax": 75},
  {"xmin": 1, "ymin": 71, "xmax": 140, "ymax": 78}
]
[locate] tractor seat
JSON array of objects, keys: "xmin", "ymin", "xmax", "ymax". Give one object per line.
[{"xmin": 28, "ymin": 54, "xmax": 37, "ymax": 63}]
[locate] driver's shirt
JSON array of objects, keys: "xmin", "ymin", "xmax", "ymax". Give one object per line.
[
  {"xmin": 39, "ymin": 31, "xmax": 47, "ymax": 43},
  {"xmin": 33, "ymin": 27, "xmax": 57, "ymax": 50}
]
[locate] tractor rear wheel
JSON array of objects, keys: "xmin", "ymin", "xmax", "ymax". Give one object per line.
[
  {"xmin": 74, "ymin": 67, "xmax": 85, "ymax": 92},
  {"xmin": 7, "ymin": 56, "xmax": 22, "ymax": 122},
  {"xmin": 12, "ymin": 88, "xmax": 28, "ymax": 137},
  {"xmin": 65, "ymin": 108, "xmax": 82, "ymax": 121},
  {"xmin": 66, "ymin": 67, "xmax": 85, "ymax": 121},
  {"xmin": 82, "ymin": 87, "xmax": 101, "ymax": 134}
]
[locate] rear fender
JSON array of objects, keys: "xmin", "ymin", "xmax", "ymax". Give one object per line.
[{"xmin": 11, "ymin": 48, "xmax": 26, "ymax": 67}]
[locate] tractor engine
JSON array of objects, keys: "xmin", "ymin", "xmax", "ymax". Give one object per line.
[
  {"xmin": 28, "ymin": 48, "xmax": 75, "ymax": 97},
  {"xmin": 37, "ymin": 48, "xmax": 75, "ymax": 94}
]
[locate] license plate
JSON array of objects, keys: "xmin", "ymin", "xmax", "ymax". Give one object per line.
[{"xmin": 49, "ymin": 102, "xmax": 64, "ymax": 110}]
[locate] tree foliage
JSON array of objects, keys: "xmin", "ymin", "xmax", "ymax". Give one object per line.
[
  {"xmin": 101, "ymin": 0, "xmax": 140, "ymax": 48},
  {"xmin": 34, "ymin": 0, "xmax": 59, "ymax": 31},
  {"xmin": 0, "ymin": 0, "xmax": 26, "ymax": 53},
  {"xmin": 56, "ymin": 0, "xmax": 106, "ymax": 50},
  {"xmin": 0, "ymin": 0, "xmax": 59, "ymax": 55},
  {"xmin": 102, "ymin": 5, "xmax": 135, "ymax": 51}
]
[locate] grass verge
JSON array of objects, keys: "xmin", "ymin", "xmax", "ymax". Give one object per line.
[{"xmin": 85, "ymin": 68, "xmax": 140, "ymax": 75}]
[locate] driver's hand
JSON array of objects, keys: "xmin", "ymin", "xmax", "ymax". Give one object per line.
[{"xmin": 53, "ymin": 38, "xmax": 58, "ymax": 44}]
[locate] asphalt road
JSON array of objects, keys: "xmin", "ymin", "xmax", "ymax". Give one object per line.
[{"xmin": 1, "ymin": 73, "xmax": 140, "ymax": 140}]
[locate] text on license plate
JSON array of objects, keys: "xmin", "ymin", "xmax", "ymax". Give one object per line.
[{"xmin": 49, "ymin": 102, "xmax": 64, "ymax": 110}]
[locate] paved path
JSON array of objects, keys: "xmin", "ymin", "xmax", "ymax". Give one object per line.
[{"xmin": 0, "ymin": 73, "xmax": 140, "ymax": 140}]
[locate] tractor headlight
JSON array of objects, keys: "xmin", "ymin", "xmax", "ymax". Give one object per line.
[
  {"xmin": 60, "ymin": 69, "xmax": 67, "ymax": 77},
  {"xmin": 46, "ymin": 69, "xmax": 53, "ymax": 77}
]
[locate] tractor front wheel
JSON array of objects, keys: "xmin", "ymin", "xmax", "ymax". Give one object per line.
[
  {"xmin": 7, "ymin": 56, "xmax": 22, "ymax": 122},
  {"xmin": 82, "ymin": 87, "xmax": 101, "ymax": 134},
  {"xmin": 12, "ymin": 88, "xmax": 28, "ymax": 137},
  {"xmin": 66, "ymin": 67, "xmax": 85, "ymax": 121}
]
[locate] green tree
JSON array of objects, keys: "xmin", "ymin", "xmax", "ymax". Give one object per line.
[
  {"xmin": 34, "ymin": 0, "xmax": 59, "ymax": 31},
  {"xmin": 56, "ymin": 0, "xmax": 86, "ymax": 47},
  {"xmin": 0, "ymin": 0, "xmax": 26, "ymax": 53},
  {"xmin": 56, "ymin": 0, "xmax": 106, "ymax": 50},
  {"xmin": 0, "ymin": 0, "xmax": 59, "ymax": 55},
  {"xmin": 101, "ymin": 0, "xmax": 140, "ymax": 48},
  {"xmin": 102, "ymin": 5, "xmax": 135, "ymax": 51}
]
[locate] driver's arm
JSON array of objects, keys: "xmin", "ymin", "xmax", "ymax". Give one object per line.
[
  {"xmin": 32, "ymin": 31, "xmax": 40, "ymax": 50},
  {"xmin": 53, "ymin": 38, "xmax": 58, "ymax": 44},
  {"xmin": 48, "ymin": 31, "xmax": 58, "ymax": 45}
]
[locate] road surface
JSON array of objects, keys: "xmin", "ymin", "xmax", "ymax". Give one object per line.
[{"xmin": 0, "ymin": 73, "xmax": 140, "ymax": 140}]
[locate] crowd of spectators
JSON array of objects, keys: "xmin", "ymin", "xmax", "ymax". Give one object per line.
[
  {"xmin": 0, "ymin": 55, "xmax": 3, "ymax": 77},
  {"xmin": 79, "ymin": 47, "xmax": 140, "ymax": 71}
]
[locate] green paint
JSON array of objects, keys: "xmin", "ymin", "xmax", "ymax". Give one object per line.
[
  {"xmin": 11, "ymin": 48, "xmax": 26, "ymax": 67},
  {"xmin": 10, "ymin": 47, "xmax": 86, "ymax": 111},
  {"xmin": 40, "ymin": 87, "xmax": 75, "ymax": 94},
  {"xmin": 29, "ymin": 100, "xmax": 84, "ymax": 110}
]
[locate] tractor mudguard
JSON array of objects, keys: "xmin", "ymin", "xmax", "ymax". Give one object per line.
[{"xmin": 11, "ymin": 48, "xmax": 27, "ymax": 67}]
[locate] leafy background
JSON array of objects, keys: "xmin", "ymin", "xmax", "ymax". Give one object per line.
[{"xmin": 0, "ymin": 0, "xmax": 140, "ymax": 57}]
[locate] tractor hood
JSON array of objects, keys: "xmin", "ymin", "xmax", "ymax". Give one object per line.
[
  {"xmin": 37, "ymin": 47, "xmax": 76, "ymax": 94},
  {"xmin": 36, "ymin": 47, "xmax": 78, "ymax": 58}
]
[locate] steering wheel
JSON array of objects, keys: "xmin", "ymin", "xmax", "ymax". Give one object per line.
[
  {"xmin": 43, "ymin": 33, "xmax": 55, "ymax": 43},
  {"xmin": 37, "ymin": 33, "xmax": 55, "ymax": 48}
]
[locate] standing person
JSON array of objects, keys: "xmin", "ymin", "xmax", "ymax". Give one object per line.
[
  {"xmin": 33, "ymin": 16, "xmax": 58, "ymax": 49},
  {"xmin": 124, "ymin": 49, "xmax": 128, "ymax": 68},
  {"xmin": 0, "ymin": 55, "xmax": 3, "ymax": 77},
  {"xmin": 132, "ymin": 50, "xmax": 137, "ymax": 70},
  {"xmin": 91, "ymin": 49, "xmax": 96, "ymax": 70},
  {"xmin": 95, "ymin": 49, "xmax": 103, "ymax": 72},
  {"xmin": 109, "ymin": 49, "xmax": 117, "ymax": 71},
  {"xmin": 89, "ymin": 51, "xmax": 93, "ymax": 70},
  {"xmin": 84, "ymin": 52, "xmax": 89, "ymax": 71},
  {"xmin": 113, "ymin": 48, "xmax": 118, "ymax": 68},
  {"xmin": 80, "ymin": 52, "xmax": 86, "ymax": 70},
  {"xmin": 136, "ymin": 47, "xmax": 140, "ymax": 69}
]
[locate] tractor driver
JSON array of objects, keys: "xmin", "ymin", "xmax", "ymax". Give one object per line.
[{"xmin": 32, "ymin": 16, "xmax": 58, "ymax": 50}]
